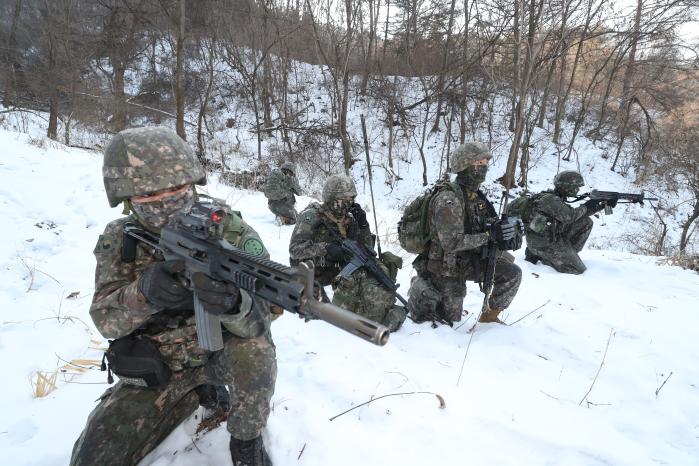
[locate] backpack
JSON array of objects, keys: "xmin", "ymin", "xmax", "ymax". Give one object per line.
[
  {"xmin": 262, "ymin": 170, "xmax": 288, "ymax": 200},
  {"xmin": 506, "ymin": 192, "xmax": 545, "ymax": 223},
  {"xmin": 397, "ymin": 181, "xmax": 462, "ymax": 254}
]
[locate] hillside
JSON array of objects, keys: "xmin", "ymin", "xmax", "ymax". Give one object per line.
[{"xmin": 0, "ymin": 125, "xmax": 698, "ymax": 465}]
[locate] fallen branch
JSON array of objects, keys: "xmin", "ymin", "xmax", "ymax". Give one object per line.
[
  {"xmin": 297, "ymin": 443, "xmax": 307, "ymax": 460},
  {"xmin": 508, "ymin": 300, "xmax": 551, "ymax": 326},
  {"xmin": 579, "ymin": 328, "xmax": 614, "ymax": 406},
  {"xmin": 329, "ymin": 391, "xmax": 446, "ymax": 421},
  {"xmin": 655, "ymin": 371, "xmax": 673, "ymax": 398}
]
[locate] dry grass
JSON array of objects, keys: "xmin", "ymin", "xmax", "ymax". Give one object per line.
[
  {"xmin": 30, "ymin": 358, "xmax": 102, "ymax": 397},
  {"xmin": 30, "ymin": 370, "xmax": 59, "ymax": 398}
]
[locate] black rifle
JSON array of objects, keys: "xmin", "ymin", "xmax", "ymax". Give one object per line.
[
  {"xmin": 336, "ymin": 237, "xmax": 409, "ymax": 307},
  {"xmin": 123, "ymin": 200, "xmax": 390, "ymax": 351},
  {"xmin": 581, "ymin": 190, "xmax": 658, "ymax": 214}
]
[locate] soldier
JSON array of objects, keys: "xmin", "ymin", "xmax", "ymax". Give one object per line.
[
  {"xmin": 263, "ymin": 161, "xmax": 302, "ymax": 225},
  {"xmin": 407, "ymin": 142, "xmax": 522, "ymax": 325},
  {"xmin": 289, "ymin": 175, "xmax": 406, "ymax": 332},
  {"xmin": 523, "ymin": 170, "xmax": 614, "ymax": 274},
  {"xmin": 71, "ymin": 127, "xmax": 276, "ymax": 466}
]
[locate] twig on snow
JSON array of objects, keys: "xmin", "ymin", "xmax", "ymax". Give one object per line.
[
  {"xmin": 579, "ymin": 328, "xmax": 614, "ymax": 407},
  {"xmin": 508, "ymin": 299, "xmax": 551, "ymax": 326},
  {"xmin": 655, "ymin": 371, "xmax": 673, "ymax": 398},
  {"xmin": 297, "ymin": 443, "xmax": 307, "ymax": 460},
  {"xmin": 329, "ymin": 391, "xmax": 446, "ymax": 421}
]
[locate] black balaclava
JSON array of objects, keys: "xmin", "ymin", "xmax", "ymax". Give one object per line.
[{"xmin": 456, "ymin": 165, "xmax": 488, "ymax": 191}]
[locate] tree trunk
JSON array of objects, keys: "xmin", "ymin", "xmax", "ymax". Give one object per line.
[
  {"xmin": 536, "ymin": 59, "xmax": 556, "ymax": 128},
  {"xmin": 2, "ymin": 0, "xmax": 23, "ymax": 107},
  {"xmin": 509, "ymin": 0, "xmax": 521, "ymax": 133},
  {"xmin": 113, "ymin": 63, "xmax": 127, "ymax": 132},
  {"xmin": 621, "ymin": 0, "xmax": 642, "ymax": 104},
  {"xmin": 175, "ymin": 0, "xmax": 186, "ymax": 140},
  {"xmin": 679, "ymin": 203, "xmax": 699, "ymax": 253},
  {"xmin": 459, "ymin": 0, "xmax": 470, "ymax": 143},
  {"xmin": 430, "ymin": 0, "xmax": 458, "ymax": 133}
]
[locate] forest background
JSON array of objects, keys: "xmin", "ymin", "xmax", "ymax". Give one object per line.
[{"xmin": 0, "ymin": 0, "xmax": 698, "ymax": 259}]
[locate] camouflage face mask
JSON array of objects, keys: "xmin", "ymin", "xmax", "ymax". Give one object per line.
[
  {"xmin": 456, "ymin": 165, "xmax": 488, "ymax": 190},
  {"xmin": 329, "ymin": 198, "xmax": 353, "ymax": 218},
  {"xmin": 131, "ymin": 187, "xmax": 195, "ymax": 229}
]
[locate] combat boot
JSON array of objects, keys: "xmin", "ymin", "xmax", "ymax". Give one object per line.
[
  {"xmin": 524, "ymin": 248, "xmax": 540, "ymax": 264},
  {"xmin": 230, "ymin": 436, "xmax": 273, "ymax": 466},
  {"xmin": 478, "ymin": 307, "xmax": 505, "ymax": 324},
  {"xmin": 196, "ymin": 384, "xmax": 230, "ymax": 413}
]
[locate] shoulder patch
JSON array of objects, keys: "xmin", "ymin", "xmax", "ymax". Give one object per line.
[
  {"xmin": 242, "ymin": 237, "xmax": 265, "ymax": 256},
  {"xmin": 94, "ymin": 234, "xmax": 116, "ymax": 254}
]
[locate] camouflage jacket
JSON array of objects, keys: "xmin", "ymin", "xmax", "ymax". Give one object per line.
[
  {"xmin": 90, "ymin": 211, "xmax": 271, "ymax": 371},
  {"xmin": 422, "ymin": 187, "xmax": 495, "ymax": 276},
  {"xmin": 289, "ymin": 202, "xmax": 373, "ymax": 286},
  {"xmin": 263, "ymin": 168, "xmax": 301, "ymax": 201},
  {"xmin": 526, "ymin": 191, "xmax": 592, "ymax": 240}
]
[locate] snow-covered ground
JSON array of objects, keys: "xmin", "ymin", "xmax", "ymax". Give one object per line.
[{"xmin": 1, "ymin": 125, "xmax": 698, "ymax": 466}]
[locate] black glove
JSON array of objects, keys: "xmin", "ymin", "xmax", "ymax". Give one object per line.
[
  {"xmin": 325, "ymin": 243, "xmax": 348, "ymax": 264},
  {"xmin": 488, "ymin": 221, "xmax": 516, "ymax": 250},
  {"xmin": 584, "ymin": 199, "xmax": 603, "ymax": 212},
  {"xmin": 606, "ymin": 198, "xmax": 618, "ymax": 208},
  {"xmin": 348, "ymin": 203, "xmax": 369, "ymax": 228},
  {"xmin": 192, "ymin": 272, "xmax": 240, "ymax": 315},
  {"xmin": 139, "ymin": 260, "xmax": 193, "ymax": 310}
]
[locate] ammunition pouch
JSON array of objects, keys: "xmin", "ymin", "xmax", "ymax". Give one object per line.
[{"xmin": 103, "ymin": 336, "xmax": 171, "ymax": 389}]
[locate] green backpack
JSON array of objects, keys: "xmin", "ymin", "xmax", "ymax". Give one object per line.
[
  {"xmin": 506, "ymin": 192, "xmax": 545, "ymax": 223},
  {"xmin": 397, "ymin": 181, "xmax": 462, "ymax": 254}
]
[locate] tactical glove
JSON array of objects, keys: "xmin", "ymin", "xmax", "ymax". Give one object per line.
[
  {"xmin": 348, "ymin": 203, "xmax": 369, "ymax": 228},
  {"xmin": 584, "ymin": 199, "xmax": 603, "ymax": 212},
  {"xmin": 192, "ymin": 272, "xmax": 240, "ymax": 315},
  {"xmin": 487, "ymin": 221, "xmax": 516, "ymax": 250},
  {"xmin": 326, "ymin": 243, "xmax": 349, "ymax": 263},
  {"xmin": 139, "ymin": 260, "xmax": 193, "ymax": 310}
]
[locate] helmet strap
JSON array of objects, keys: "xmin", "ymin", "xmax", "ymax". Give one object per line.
[{"xmin": 122, "ymin": 199, "xmax": 131, "ymax": 215}]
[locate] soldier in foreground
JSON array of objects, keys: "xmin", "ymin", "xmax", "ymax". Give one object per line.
[
  {"xmin": 523, "ymin": 170, "xmax": 613, "ymax": 274},
  {"xmin": 289, "ymin": 175, "xmax": 406, "ymax": 331},
  {"xmin": 406, "ymin": 142, "xmax": 522, "ymax": 325},
  {"xmin": 71, "ymin": 127, "xmax": 276, "ymax": 466},
  {"xmin": 263, "ymin": 161, "xmax": 302, "ymax": 225}
]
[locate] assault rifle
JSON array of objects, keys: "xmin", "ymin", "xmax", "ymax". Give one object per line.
[
  {"xmin": 336, "ymin": 237, "xmax": 409, "ymax": 307},
  {"xmin": 122, "ymin": 200, "xmax": 390, "ymax": 351},
  {"xmin": 580, "ymin": 190, "xmax": 658, "ymax": 215}
]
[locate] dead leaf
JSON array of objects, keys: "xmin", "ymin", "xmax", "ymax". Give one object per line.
[{"xmin": 66, "ymin": 291, "xmax": 80, "ymax": 299}]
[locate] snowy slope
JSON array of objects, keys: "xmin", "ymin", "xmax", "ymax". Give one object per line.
[{"xmin": 1, "ymin": 127, "xmax": 698, "ymax": 466}]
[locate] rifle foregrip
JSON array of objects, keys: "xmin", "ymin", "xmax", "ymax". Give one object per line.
[{"xmin": 305, "ymin": 300, "xmax": 389, "ymax": 346}]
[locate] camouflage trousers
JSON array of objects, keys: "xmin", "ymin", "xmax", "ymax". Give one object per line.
[
  {"xmin": 70, "ymin": 333, "xmax": 277, "ymax": 466},
  {"xmin": 331, "ymin": 268, "xmax": 406, "ymax": 332},
  {"xmin": 408, "ymin": 258, "xmax": 522, "ymax": 324},
  {"xmin": 268, "ymin": 198, "xmax": 297, "ymax": 224},
  {"xmin": 526, "ymin": 216, "xmax": 592, "ymax": 274}
]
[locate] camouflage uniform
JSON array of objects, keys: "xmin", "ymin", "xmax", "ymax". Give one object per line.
[
  {"xmin": 71, "ymin": 127, "xmax": 276, "ymax": 466},
  {"xmin": 263, "ymin": 162, "xmax": 301, "ymax": 225},
  {"xmin": 408, "ymin": 142, "xmax": 522, "ymax": 324},
  {"xmin": 525, "ymin": 171, "xmax": 602, "ymax": 274},
  {"xmin": 289, "ymin": 175, "xmax": 406, "ymax": 332}
]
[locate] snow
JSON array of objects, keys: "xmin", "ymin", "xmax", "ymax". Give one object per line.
[{"xmin": 0, "ymin": 122, "xmax": 698, "ymax": 466}]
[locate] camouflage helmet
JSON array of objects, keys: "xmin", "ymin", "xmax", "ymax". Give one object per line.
[
  {"xmin": 450, "ymin": 142, "xmax": 492, "ymax": 173},
  {"xmin": 280, "ymin": 161, "xmax": 296, "ymax": 175},
  {"xmin": 553, "ymin": 170, "xmax": 584, "ymax": 196},
  {"xmin": 102, "ymin": 127, "xmax": 206, "ymax": 207},
  {"xmin": 322, "ymin": 174, "xmax": 357, "ymax": 203}
]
